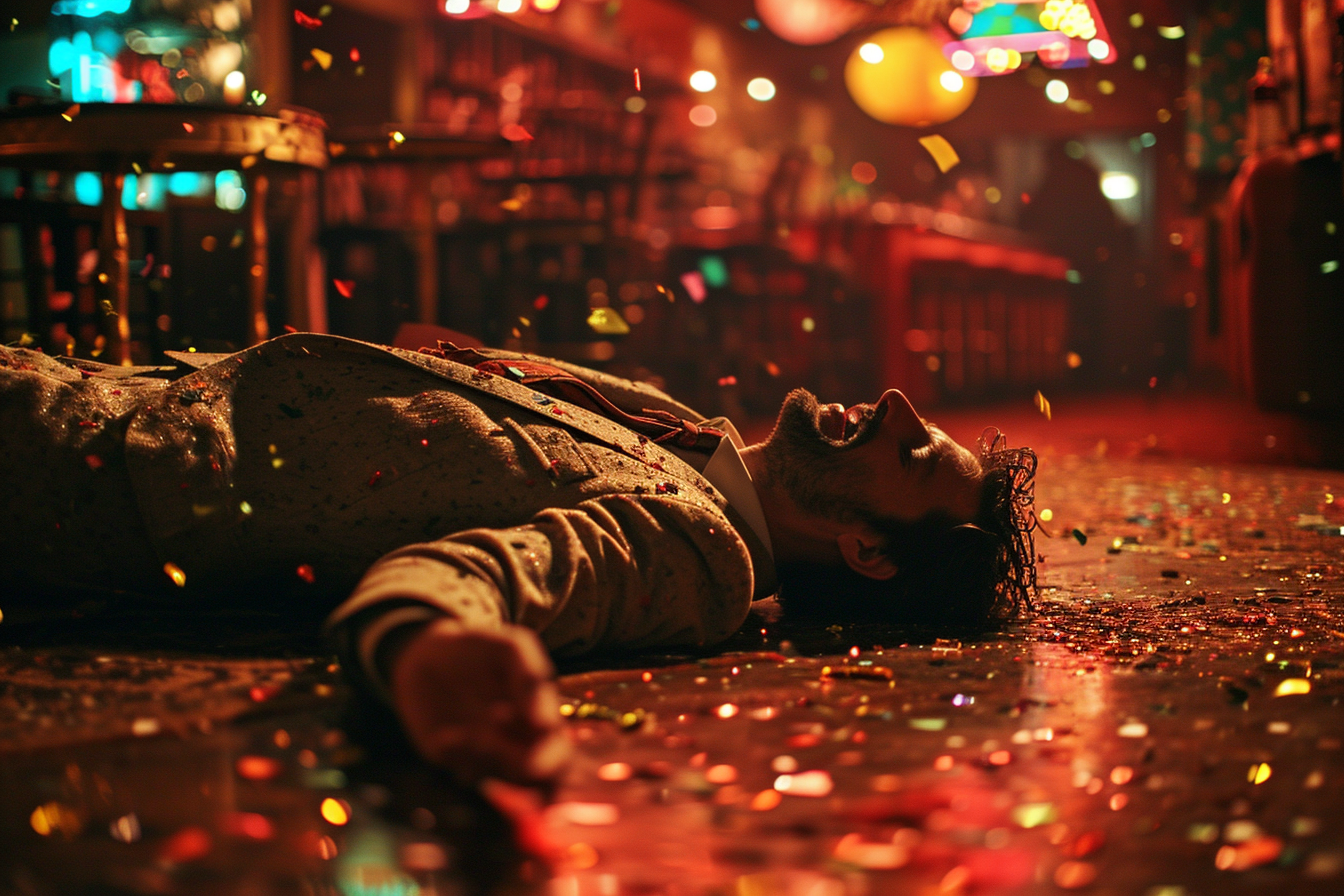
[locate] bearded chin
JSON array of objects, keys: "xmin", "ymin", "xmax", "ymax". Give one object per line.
[{"xmin": 759, "ymin": 389, "xmax": 862, "ymax": 522}]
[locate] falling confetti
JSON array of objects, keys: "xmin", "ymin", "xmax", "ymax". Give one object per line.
[
  {"xmin": 109, "ymin": 813, "xmax": 142, "ymax": 843},
  {"xmin": 633, "ymin": 68, "xmax": 641, "ymax": 91},
  {"xmin": 310, "ymin": 48, "xmax": 333, "ymax": 70},
  {"xmin": 30, "ymin": 802, "xmax": 82, "ymax": 838},
  {"xmin": 320, "ymin": 798, "xmax": 350, "ymax": 825},
  {"xmin": 333, "ymin": 279, "xmax": 355, "ymax": 298},
  {"xmin": 1034, "ymin": 389, "xmax": 1052, "ymax": 420},
  {"xmin": 295, "ymin": 10, "xmax": 323, "ymax": 28},
  {"xmin": 163, "ymin": 562, "xmax": 187, "ymax": 587},
  {"xmin": 586, "ymin": 307, "xmax": 630, "ymax": 335},
  {"xmin": 917, "ymin": 134, "xmax": 960, "ymax": 172},
  {"xmin": 679, "ymin": 271, "xmax": 707, "ymax": 303}
]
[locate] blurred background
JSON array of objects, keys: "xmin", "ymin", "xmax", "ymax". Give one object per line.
[{"xmin": 0, "ymin": 0, "xmax": 1339, "ymax": 440}]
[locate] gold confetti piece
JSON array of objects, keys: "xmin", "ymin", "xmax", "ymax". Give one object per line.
[
  {"xmin": 319, "ymin": 798, "xmax": 350, "ymax": 825},
  {"xmin": 30, "ymin": 802, "xmax": 82, "ymax": 838},
  {"xmin": 820, "ymin": 664, "xmax": 893, "ymax": 681},
  {"xmin": 586, "ymin": 306, "xmax": 630, "ymax": 335},
  {"xmin": 1274, "ymin": 678, "xmax": 1311, "ymax": 696},
  {"xmin": 917, "ymin": 134, "xmax": 959, "ymax": 172},
  {"xmin": 499, "ymin": 198, "xmax": 523, "ymax": 211},
  {"xmin": 310, "ymin": 48, "xmax": 333, "ymax": 70},
  {"xmin": 60, "ymin": 104, "xmax": 80, "ymax": 121},
  {"xmin": 163, "ymin": 562, "xmax": 186, "ymax": 587},
  {"xmin": 390, "ymin": 130, "xmax": 405, "ymax": 143},
  {"xmin": 1034, "ymin": 389, "xmax": 1052, "ymax": 420}
]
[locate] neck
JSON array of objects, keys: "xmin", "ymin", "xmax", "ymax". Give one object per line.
[{"xmin": 740, "ymin": 443, "xmax": 841, "ymax": 566}]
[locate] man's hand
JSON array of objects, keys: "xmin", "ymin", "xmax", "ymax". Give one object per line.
[{"xmin": 388, "ymin": 618, "xmax": 571, "ymax": 786}]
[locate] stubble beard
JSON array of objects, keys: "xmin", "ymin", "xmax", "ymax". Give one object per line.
[{"xmin": 757, "ymin": 389, "xmax": 879, "ymax": 524}]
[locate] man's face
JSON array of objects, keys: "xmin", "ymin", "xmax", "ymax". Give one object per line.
[{"xmin": 757, "ymin": 388, "xmax": 983, "ymax": 528}]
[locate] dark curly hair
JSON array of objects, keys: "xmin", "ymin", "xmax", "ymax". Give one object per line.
[{"xmin": 775, "ymin": 428, "xmax": 1038, "ymax": 628}]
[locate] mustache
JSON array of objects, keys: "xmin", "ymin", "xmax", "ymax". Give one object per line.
[{"xmin": 775, "ymin": 389, "xmax": 886, "ymax": 450}]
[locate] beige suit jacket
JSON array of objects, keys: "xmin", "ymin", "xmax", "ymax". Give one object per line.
[{"xmin": 2, "ymin": 334, "xmax": 767, "ymax": 661}]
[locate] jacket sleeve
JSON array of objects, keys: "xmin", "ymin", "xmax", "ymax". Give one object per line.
[{"xmin": 325, "ymin": 493, "xmax": 755, "ymax": 692}]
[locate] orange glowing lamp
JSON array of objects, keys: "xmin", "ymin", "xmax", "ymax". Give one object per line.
[{"xmin": 845, "ymin": 28, "xmax": 978, "ymax": 127}]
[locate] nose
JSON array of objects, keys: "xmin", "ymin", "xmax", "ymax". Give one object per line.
[{"xmin": 877, "ymin": 390, "xmax": 931, "ymax": 447}]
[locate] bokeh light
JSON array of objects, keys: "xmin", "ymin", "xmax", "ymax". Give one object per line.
[
  {"xmin": 753, "ymin": 0, "xmax": 865, "ymax": 46},
  {"xmin": 858, "ymin": 42, "xmax": 883, "ymax": 64},
  {"xmin": 689, "ymin": 104, "xmax": 717, "ymax": 127},
  {"xmin": 1099, "ymin": 172, "xmax": 1139, "ymax": 199},
  {"xmin": 746, "ymin": 77, "xmax": 776, "ymax": 101},
  {"xmin": 1045, "ymin": 79, "xmax": 1069, "ymax": 103},
  {"xmin": 689, "ymin": 70, "xmax": 717, "ymax": 92}
]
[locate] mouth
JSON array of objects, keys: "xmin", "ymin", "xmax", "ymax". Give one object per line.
[{"xmin": 817, "ymin": 401, "xmax": 884, "ymax": 444}]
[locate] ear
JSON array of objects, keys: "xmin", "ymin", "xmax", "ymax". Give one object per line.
[{"xmin": 836, "ymin": 531, "xmax": 898, "ymax": 581}]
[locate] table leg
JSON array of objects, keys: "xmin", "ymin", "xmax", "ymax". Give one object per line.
[
  {"xmin": 99, "ymin": 171, "xmax": 130, "ymax": 365},
  {"xmin": 247, "ymin": 172, "xmax": 270, "ymax": 344}
]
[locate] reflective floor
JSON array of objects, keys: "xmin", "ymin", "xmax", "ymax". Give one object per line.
[{"xmin": 2, "ymin": 399, "xmax": 1343, "ymax": 896}]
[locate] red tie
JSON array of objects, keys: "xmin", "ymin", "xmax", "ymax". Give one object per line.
[{"xmin": 418, "ymin": 344, "xmax": 725, "ymax": 453}]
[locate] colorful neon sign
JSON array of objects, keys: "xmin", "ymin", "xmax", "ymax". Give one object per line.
[{"xmin": 943, "ymin": 0, "xmax": 1116, "ymax": 77}]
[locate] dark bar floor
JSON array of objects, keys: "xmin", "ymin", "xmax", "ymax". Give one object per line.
[{"xmin": 2, "ymin": 392, "xmax": 1342, "ymax": 896}]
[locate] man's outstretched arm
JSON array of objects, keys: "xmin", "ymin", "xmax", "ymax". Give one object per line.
[{"xmin": 325, "ymin": 494, "xmax": 755, "ymax": 783}]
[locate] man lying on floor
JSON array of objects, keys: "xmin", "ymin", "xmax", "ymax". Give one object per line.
[{"xmin": 0, "ymin": 333, "xmax": 1037, "ymax": 784}]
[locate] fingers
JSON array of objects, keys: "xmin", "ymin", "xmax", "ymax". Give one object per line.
[{"xmin": 389, "ymin": 620, "xmax": 571, "ymax": 786}]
